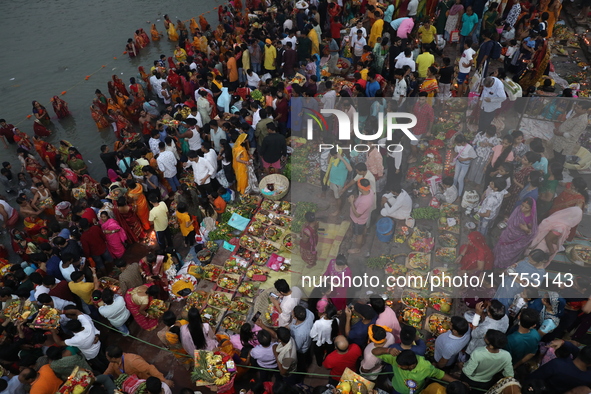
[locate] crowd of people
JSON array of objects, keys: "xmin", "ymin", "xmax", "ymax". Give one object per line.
[{"xmin": 0, "ymin": 0, "xmax": 590, "ymax": 393}]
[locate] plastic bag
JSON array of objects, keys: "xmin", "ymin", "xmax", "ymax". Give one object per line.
[{"xmin": 461, "ymin": 190, "xmax": 480, "ymax": 209}]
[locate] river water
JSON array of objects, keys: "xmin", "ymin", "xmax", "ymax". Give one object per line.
[{"xmin": 0, "ymin": 0, "xmax": 220, "ymax": 181}]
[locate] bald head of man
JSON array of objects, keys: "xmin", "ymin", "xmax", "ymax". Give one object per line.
[{"xmin": 334, "ymin": 335, "xmax": 349, "ymax": 352}]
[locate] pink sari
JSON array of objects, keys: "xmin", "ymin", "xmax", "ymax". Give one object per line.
[
  {"xmin": 322, "ymin": 259, "xmax": 352, "ymax": 310},
  {"xmin": 527, "ymin": 206, "xmax": 583, "ymax": 267},
  {"xmin": 101, "ymin": 218, "xmax": 127, "ymax": 258}
]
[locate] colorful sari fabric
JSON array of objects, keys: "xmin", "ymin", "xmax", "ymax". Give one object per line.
[
  {"xmin": 501, "ymin": 165, "xmax": 534, "ymax": 217},
  {"xmin": 232, "ymin": 133, "xmax": 249, "ymax": 194},
  {"xmin": 420, "ymin": 77, "xmax": 439, "ymax": 105},
  {"xmin": 101, "ymin": 218, "xmax": 127, "ymax": 258},
  {"xmin": 32, "ymin": 101, "xmax": 51, "ymax": 126},
  {"xmin": 52, "ymin": 96, "xmax": 70, "ymax": 119},
  {"xmin": 323, "ymin": 260, "xmax": 352, "ymax": 310},
  {"xmin": 458, "ymin": 231, "xmax": 494, "ymax": 271},
  {"xmin": 113, "ymin": 75, "xmax": 129, "ymax": 96},
  {"xmin": 33, "ymin": 138, "xmax": 58, "ymax": 169},
  {"xmin": 189, "ymin": 18, "xmax": 199, "ymax": 33},
  {"xmin": 124, "ymin": 284, "xmax": 159, "ymax": 331},
  {"xmin": 494, "ymin": 198, "xmax": 538, "ymax": 269},
  {"xmin": 127, "ymin": 183, "xmax": 151, "ymax": 230},
  {"xmin": 33, "ymin": 120, "xmax": 51, "ymax": 137},
  {"xmin": 139, "ymin": 29, "xmax": 150, "ymax": 46},
  {"xmin": 90, "ymin": 104, "xmax": 110, "ymax": 129},
  {"xmin": 67, "ymin": 154, "xmax": 88, "ymax": 175},
  {"xmin": 151, "ymin": 24, "xmax": 160, "ymax": 41},
  {"xmin": 528, "ymin": 206, "xmax": 583, "ymax": 267},
  {"xmin": 519, "ymin": 40, "xmax": 550, "ymax": 92},
  {"xmin": 81, "ymin": 175, "xmax": 101, "ymax": 199},
  {"xmin": 199, "ymin": 15, "xmax": 209, "ymax": 31},
  {"xmin": 157, "ymin": 327, "xmax": 192, "ymax": 367},
  {"xmin": 114, "ymin": 201, "xmax": 145, "ymax": 242},
  {"xmin": 308, "ymin": 29, "xmax": 320, "ymax": 56},
  {"xmin": 548, "ymin": 183, "xmax": 586, "ymax": 216},
  {"xmin": 25, "ymin": 157, "xmax": 43, "ymax": 179},
  {"xmin": 58, "ymin": 140, "xmax": 73, "ymax": 163},
  {"xmin": 300, "ymin": 222, "xmax": 318, "ymax": 267},
  {"xmin": 167, "ymin": 23, "xmax": 179, "ymax": 41}
]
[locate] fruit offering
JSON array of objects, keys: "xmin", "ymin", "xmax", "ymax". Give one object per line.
[
  {"xmin": 435, "ymin": 248, "xmax": 456, "ymax": 264},
  {"xmin": 3, "ymin": 300, "xmax": 37, "ymax": 322},
  {"xmin": 170, "ymin": 274, "xmax": 198, "ymax": 300},
  {"xmin": 218, "ymin": 274, "xmax": 241, "ymax": 291},
  {"xmin": 223, "ymin": 257, "xmax": 249, "ymax": 274},
  {"xmin": 408, "ymin": 229, "xmax": 434, "ymax": 253},
  {"xmin": 394, "ymin": 226, "xmax": 411, "ymax": 243},
  {"xmin": 185, "ymin": 291, "xmax": 208, "ymax": 310},
  {"xmin": 208, "ymin": 292, "xmax": 232, "ymax": 309},
  {"xmin": 98, "ymin": 277, "xmax": 120, "ymax": 294},
  {"xmin": 407, "ymin": 252, "xmax": 430, "ymax": 271},
  {"xmin": 440, "ymin": 204, "xmax": 460, "ymax": 217},
  {"xmin": 402, "ymin": 307, "xmax": 425, "ymax": 329},
  {"xmin": 146, "ymin": 299, "xmax": 167, "ymax": 318},
  {"xmin": 197, "ymin": 249, "xmax": 212, "ymax": 262},
  {"xmin": 220, "ymin": 313, "xmax": 245, "ymax": 332},
  {"xmin": 283, "ymin": 234, "xmax": 293, "ymax": 251},
  {"xmin": 239, "ymin": 235, "xmax": 259, "ymax": 251},
  {"xmin": 203, "ymin": 265, "xmax": 223, "ymax": 282},
  {"xmin": 32, "ymin": 306, "xmax": 60, "ymax": 329},
  {"xmin": 260, "ymin": 240, "xmax": 279, "ymax": 254},
  {"xmin": 429, "ymin": 292, "xmax": 453, "ymax": 313},
  {"xmin": 247, "ymin": 222, "xmax": 265, "ymax": 237},
  {"xmin": 230, "ymin": 298, "xmax": 252, "ymax": 315},
  {"xmin": 265, "ymin": 303, "xmax": 280, "ymax": 326},
  {"xmin": 201, "ymin": 306, "xmax": 221, "ymax": 326},
  {"xmin": 402, "ymin": 291, "xmax": 428, "ymax": 309},
  {"xmin": 234, "ymin": 247, "xmax": 254, "ymax": 262},
  {"xmin": 427, "ymin": 313, "xmax": 452, "ymax": 336},
  {"xmin": 253, "ymin": 212, "xmax": 273, "ymax": 226},
  {"xmin": 438, "ymin": 216, "xmax": 460, "ymax": 234},
  {"xmin": 264, "ymin": 227, "xmax": 283, "ymax": 242},
  {"xmin": 245, "ymin": 266, "xmax": 269, "ymax": 279},
  {"xmin": 384, "ymin": 263, "xmax": 408, "ymax": 277},
  {"xmin": 237, "ymin": 281, "xmax": 261, "ymax": 298},
  {"xmin": 57, "ymin": 367, "xmax": 94, "ymax": 394},
  {"xmin": 438, "ymin": 234, "xmax": 458, "ymax": 248},
  {"xmin": 252, "ymin": 251, "xmax": 271, "ymax": 266},
  {"xmin": 273, "ymin": 215, "xmax": 292, "ymax": 228}
]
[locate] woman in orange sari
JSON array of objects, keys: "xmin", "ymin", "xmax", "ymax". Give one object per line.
[
  {"xmin": 107, "ymin": 99, "xmax": 120, "ymax": 114},
  {"xmin": 232, "ymin": 133, "xmax": 250, "ymax": 194},
  {"xmin": 158, "ymin": 312, "xmax": 192, "ymax": 369},
  {"xmin": 546, "ymin": 0, "xmax": 561, "ymax": 38},
  {"xmin": 199, "ymin": 15, "xmax": 209, "ymax": 31},
  {"xmin": 134, "ymin": 30, "xmax": 146, "ymax": 49},
  {"xmin": 51, "ymin": 96, "xmax": 70, "ymax": 119},
  {"xmin": 420, "ymin": 66, "xmax": 439, "ymax": 105},
  {"xmin": 33, "ymin": 136, "xmax": 58, "ymax": 171},
  {"xmin": 189, "ymin": 18, "xmax": 199, "ymax": 34},
  {"xmin": 138, "ymin": 66, "xmax": 151, "ymax": 91},
  {"xmin": 139, "ymin": 28, "xmax": 150, "ymax": 45},
  {"xmin": 151, "ymin": 24, "xmax": 161, "ymax": 41},
  {"xmin": 127, "ymin": 179, "xmax": 151, "ymax": 231},
  {"xmin": 114, "ymin": 196, "xmax": 145, "ymax": 242},
  {"xmin": 112, "ymin": 75, "xmax": 129, "ymax": 96},
  {"xmin": 115, "ymin": 91, "xmax": 130, "ymax": 117}
]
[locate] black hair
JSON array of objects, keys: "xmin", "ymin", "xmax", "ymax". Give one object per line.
[
  {"xmin": 454, "ymin": 134, "xmax": 467, "ymax": 144},
  {"xmin": 396, "ymin": 350, "xmax": 418, "ymax": 366},
  {"xmin": 370, "ymin": 295, "xmax": 386, "ymax": 314},
  {"xmin": 145, "ymin": 377, "xmax": 162, "ymax": 394},
  {"xmin": 573, "ymin": 177, "xmax": 589, "ymax": 205},
  {"xmin": 106, "ymin": 345, "xmax": 123, "ymax": 358},
  {"xmin": 446, "ymin": 381, "xmax": 470, "ymax": 394},
  {"xmin": 451, "ymin": 316, "xmax": 469, "ymax": 336},
  {"xmin": 70, "ymin": 271, "xmax": 84, "ymax": 282},
  {"xmin": 485, "ymin": 329, "xmax": 507, "ymax": 349},
  {"xmin": 37, "ymin": 293, "xmax": 52, "ymax": 304},
  {"xmin": 274, "ymin": 279, "xmax": 290, "ymax": 294},
  {"xmin": 257, "ymin": 329, "xmax": 272, "ymax": 347},
  {"xmin": 519, "ymin": 308, "xmax": 539, "ymax": 329},
  {"xmin": 442, "ymin": 176, "xmax": 454, "ymax": 186},
  {"xmin": 65, "ymin": 319, "xmax": 83, "ymax": 333},
  {"xmin": 400, "ymin": 324, "xmax": 416, "ymax": 346},
  {"xmin": 276, "ymin": 327, "xmax": 291, "ymax": 344},
  {"xmin": 492, "ymin": 177, "xmax": 506, "ymax": 192},
  {"xmin": 488, "ymin": 299, "xmax": 506, "ymax": 320},
  {"xmin": 529, "ymin": 249, "xmax": 549, "ymax": 264},
  {"xmin": 186, "ymin": 307, "xmax": 207, "ymax": 350},
  {"xmin": 101, "ymin": 288, "xmax": 114, "ymax": 305},
  {"xmin": 524, "ymin": 151, "xmax": 541, "ymax": 165}
]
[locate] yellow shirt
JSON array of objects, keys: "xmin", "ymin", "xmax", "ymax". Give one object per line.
[
  {"xmin": 176, "ymin": 211, "xmax": 194, "ymax": 237},
  {"xmin": 416, "ymin": 52, "xmax": 435, "ymax": 78},
  {"xmin": 264, "ymin": 45, "xmax": 276, "ymax": 70},
  {"xmin": 69, "ymin": 281, "xmax": 95, "ymax": 304},
  {"xmin": 149, "ymin": 202, "xmax": 169, "ymax": 232},
  {"xmin": 360, "ymin": 68, "xmax": 369, "ymax": 80},
  {"xmin": 368, "ymin": 19, "xmax": 384, "ymax": 47},
  {"xmin": 418, "ymin": 25, "xmax": 437, "ymax": 44}
]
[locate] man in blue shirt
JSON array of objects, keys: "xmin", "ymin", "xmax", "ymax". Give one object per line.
[
  {"xmin": 290, "ymin": 305, "xmax": 315, "ymax": 377},
  {"xmin": 365, "ymin": 71, "xmax": 381, "ymax": 98},
  {"xmin": 505, "ymin": 308, "xmax": 541, "ymax": 369},
  {"xmin": 345, "ymin": 303, "xmax": 377, "ymax": 350}
]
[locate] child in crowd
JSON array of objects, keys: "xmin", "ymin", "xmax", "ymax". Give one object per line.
[
  {"xmin": 530, "ymin": 137, "xmax": 548, "ymax": 174},
  {"xmin": 209, "ymin": 190, "xmax": 227, "ymax": 214},
  {"xmin": 436, "ymin": 176, "xmax": 459, "ymax": 204},
  {"xmin": 175, "ymin": 202, "xmax": 196, "ymax": 247}
]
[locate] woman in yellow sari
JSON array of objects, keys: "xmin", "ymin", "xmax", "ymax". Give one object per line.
[
  {"xmin": 150, "ymin": 24, "xmax": 161, "ymax": 41},
  {"xmin": 167, "ymin": 23, "xmax": 179, "ymax": 41},
  {"xmin": 189, "ymin": 18, "xmax": 199, "ymax": 34},
  {"xmin": 157, "ymin": 311, "xmax": 192, "ymax": 369},
  {"xmin": 199, "ymin": 34, "xmax": 209, "ymax": 52},
  {"xmin": 308, "ymin": 28, "xmax": 320, "ymax": 56},
  {"xmin": 546, "ymin": 0, "xmax": 561, "ymax": 38},
  {"xmin": 127, "ymin": 180, "xmax": 151, "ymax": 231},
  {"xmin": 232, "ymin": 133, "xmax": 250, "ymax": 194},
  {"xmin": 420, "ymin": 66, "xmax": 439, "ymax": 105}
]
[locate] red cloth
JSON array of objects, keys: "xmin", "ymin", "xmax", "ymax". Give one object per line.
[
  {"xmin": 412, "ymin": 101, "xmax": 435, "ymax": 135},
  {"xmin": 81, "ymin": 208, "xmax": 98, "ymax": 224},
  {"xmin": 80, "ymin": 225, "xmax": 108, "ymax": 257},
  {"xmin": 330, "ymin": 22, "xmax": 343, "ymax": 39},
  {"xmin": 323, "ymin": 344, "xmax": 362, "ymax": 379},
  {"xmin": 459, "ymin": 231, "xmax": 493, "ymax": 271},
  {"xmin": 48, "ymin": 280, "xmax": 76, "ymax": 302}
]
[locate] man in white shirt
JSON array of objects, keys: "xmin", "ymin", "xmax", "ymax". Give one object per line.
[
  {"xmin": 273, "ymin": 279, "xmax": 303, "ymax": 327},
  {"xmin": 349, "ymin": 21, "xmax": 367, "ymax": 39},
  {"xmin": 149, "ymin": 72, "xmax": 165, "ymax": 101},
  {"xmin": 156, "ymin": 142, "xmax": 180, "ymax": 192},
  {"xmin": 457, "ymin": 38, "xmax": 476, "ymax": 97},
  {"xmin": 187, "ymin": 107, "xmax": 203, "ymax": 128},
  {"xmin": 148, "ymin": 130, "xmax": 161, "ymax": 157},
  {"xmin": 37, "ymin": 293, "xmax": 75, "ymax": 311},
  {"xmin": 283, "ymin": 19, "xmax": 294, "ymax": 32},
  {"xmin": 479, "ymin": 76, "xmax": 507, "ymax": 131},
  {"xmin": 201, "ymin": 141, "xmax": 218, "ymax": 180},
  {"xmin": 380, "ymin": 185, "xmax": 413, "ymax": 220},
  {"xmin": 434, "ymin": 316, "xmax": 471, "ymax": 368},
  {"xmin": 321, "ymin": 81, "xmax": 337, "ymax": 110},
  {"xmin": 407, "ymin": 0, "xmax": 419, "ymax": 17},
  {"xmin": 282, "ymin": 30, "xmax": 297, "ymax": 49},
  {"xmin": 52, "ymin": 309, "xmax": 102, "ymax": 362},
  {"xmin": 59, "ymin": 253, "xmax": 79, "ymax": 282},
  {"xmin": 208, "ymin": 120, "xmax": 226, "ymax": 152},
  {"xmin": 395, "ymin": 48, "xmax": 416, "ymax": 71},
  {"xmin": 186, "ymin": 150, "xmax": 215, "ymax": 196},
  {"xmin": 246, "ymin": 69, "xmax": 261, "ymax": 90},
  {"xmin": 351, "ymin": 29, "xmax": 367, "ymax": 63},
  {"xmin": 392, "ymin": 69, "xmax": 407, "ymax": 103},
  {"xmin": 181, "ymin": 117, "xmax": 202, "ymax": 151}
]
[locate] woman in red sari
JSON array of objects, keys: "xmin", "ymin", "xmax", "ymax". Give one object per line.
[
  {"xmin": 139, "ymin": 29, "xmax": 150, "ymax": 46},
  {"xmin": 300, "ymin": 211, "xmax": 319, "ymax": 268},
  {"xmin": 139, "ymin": 253, "xmax": 170, "ymax": 301},
  {"xmin": 114, "ymin": 196, "xmax": 146, "ymax": 242},
  {"xmin": 25, "ymin": 156, "xmax": 44, "ymax": 180},
  {"xmin": 112, "ymin": 75, "xmax": 129, "ymax": 96},
  {"xmin": 125, "ymin": 283, "xmax": 161, "ymax": 331},
  {"xmin": 33, "ymin": 120, "xmax": 51, "ymax": 137},
  {"xmin": 32, "ymin": 101, "xmax": 51, "ymax": 126},
  {"xmin": 51, "ymin": 96, "xmax": 70, "ymax": 119},
  {"xmin": 199, "ymin": 15, "xmax": 209, "ymax": 31},
  {"xmin": 167, "ymin": 70, "xmax": 182, "ymax": 92},
  {"xmin": 129, "ymin": 78, "xmax": 145, "ymax": 101},
  {"xmin": 33, "ymin": 136, "xmax": 58, "ymax": 171},
  {"xmin": 90, "ymin": 103, "xmax": 110, "ymax": 130},
  {"xmin": 456, "ymin": 231, "xmax": 494, "ymax": 273},
  {"xmin": 547, "ymin": 177, "xmax": 588, "ymax": 241}
]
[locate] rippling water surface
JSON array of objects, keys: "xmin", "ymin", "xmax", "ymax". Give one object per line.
[{"xmin": 1, "ymin": 0, "xmax": 218, "ymax": 179}]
